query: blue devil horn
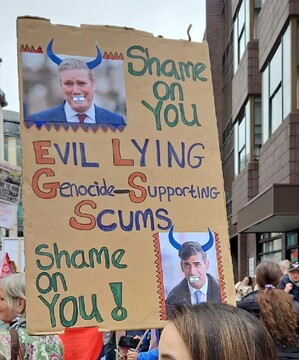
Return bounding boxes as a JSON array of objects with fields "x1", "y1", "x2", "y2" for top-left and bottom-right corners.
[
  {"x1": 47, "y1": 39, "x2": 103, "y2": 69},
  {"x1": 202, "y1": 228, "x2": 214, "y2": 252},
  {"x1": 86, "y1": 45, "x2": 103, "y2": 69},
  {"x1": 47, "y1": 39, "x2": 63, "y2": 65},
  {"x1": 168, "y1": 225, "x2": 182, "y2": 251},
  {"x1": 168, "y1": 226, "x2": 214, "y2": 252}
]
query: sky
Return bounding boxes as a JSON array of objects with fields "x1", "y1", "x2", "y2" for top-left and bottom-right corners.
[{"x1": 0, "y1": 0, "x2": 206, "y2": 112}]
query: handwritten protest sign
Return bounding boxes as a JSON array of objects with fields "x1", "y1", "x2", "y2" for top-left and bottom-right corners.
[
  {"x1": 17, "y1": 17, "x2": 235, "y2": 334},
  {"x1": 0, "y1": 160, "x2": 21, "y2": 229}
]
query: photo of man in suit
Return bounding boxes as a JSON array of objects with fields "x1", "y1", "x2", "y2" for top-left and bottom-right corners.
[
  {"x1": 27, "y1": 58, "x2": 126, "y2": 126},
  {"x1": 165, "y1": 230, "x2": 221, "y2": 318},
  {"x1": 25, "y1": 39, "x2": 126, "y2": 127}
]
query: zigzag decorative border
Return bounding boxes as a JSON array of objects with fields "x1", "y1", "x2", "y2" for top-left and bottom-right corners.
[
  {"x1": 24, "y1": 121, "x2": 126, "y2": 132},
  {"x1": 153, "y1": 232, "x2": 167, "y2": 320},
  {"x1": 103, "y1": 51, "x2": 124, "y2": 60},
  {"x1": 215, "y1": 231, "x2": 227, "y2": 302},
  {"x1": 19, "y1": 44, "x2": 124, "y2": 61},
  {"x1": 20, "y1": 44, "x2": 43, "y2": 53}
]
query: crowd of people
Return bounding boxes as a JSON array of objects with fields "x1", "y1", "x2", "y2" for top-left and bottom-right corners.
[{"x1": 1, "y1": 258, "x2": 299, "y2": 359}]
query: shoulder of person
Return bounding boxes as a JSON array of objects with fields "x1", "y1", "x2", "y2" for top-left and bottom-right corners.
[
  {"x1": 277, "y1": 275, "x2": 290, "y2": 289},
  {"x1": 17, "y1": 329, "x2": 64, "y2": 359},
  {"x1": 95, "y1": 105, "x2": 126, "y2": 123},
  {"x1": 237, "y1": 290, "x2": 259, "y2": 309},
  {"x1": 276, "y1": 341, "x2": 299, "y2": 358},
  {"x1": 0, "y1": 329, "x2": 11, "y2": 359},
  {"x1": 207, "y1": 273, "x2": 220, "y2": 285},
  {"x1": 166, "y1": 279, "x2": 187, "y2": 300},
  {"x1": 27, "y1": 103, "x2": 64, "y2": 121}
]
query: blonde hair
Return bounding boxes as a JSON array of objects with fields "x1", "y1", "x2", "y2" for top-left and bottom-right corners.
[
  {"x1": 0, "y1": 273, "x2": 26, "y2": 317},
  {"x1": 170, "y1": 302, "x2": 277, "y2": 360}
]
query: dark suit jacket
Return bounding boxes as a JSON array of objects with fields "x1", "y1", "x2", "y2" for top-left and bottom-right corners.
[
  {"x1": 26, "y1": 102, "x2": 126, "y2": 126},
  {"x1": 166, "y1": 274, "x2": 221, "y2": 318}
]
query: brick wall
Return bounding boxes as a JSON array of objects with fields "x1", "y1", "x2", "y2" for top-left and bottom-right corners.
[
  {"x1": 259, "y1": 0, "x2": 289, "y2": 69},
  {"x1": 231, "y1": 0, "x2": 240, "y2": 19},
  {"x1": 259, "y1": 113, "x2": 299, "y2": 192},
  {"x1": 206, "y1": 0, "x2": 224, "y2": 133},
  {"x1": 232, "y1": 41, "x2": 260, "y2": 120},
  {"x1": 231, "y1": 161, "x2": 259, "y2": 223},
  {"x1": 237, "y1": 232, "x2": 256, "y2": 280}
]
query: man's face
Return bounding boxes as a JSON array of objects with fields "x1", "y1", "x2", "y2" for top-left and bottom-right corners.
[
  {"x1": 290, "y1": 270, "x2": 299, "y2": 283},
  {"x1": 60, "y1": 69, "x2": 95, "y2": 113},
  {"x1": 180, "y1": 252, "x2": 209, "y2": 290}
]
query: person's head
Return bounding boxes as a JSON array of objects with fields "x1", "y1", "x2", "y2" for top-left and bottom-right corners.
[
  {"x1": 58, "y1": 58, "x2": 96, "y2": 113},
  {"x1": 179, "y1": 241, "x2": 209, "y2": 290},
  {"x1": 159, "y1": 302, "x2": 277, "y2": 360},
  {"x1": 255, "y1": 261, "x2": 282, "y2": 289},
  {"x1": 279, "y1": 259, "x2": 291, "y2": 275},
  {"x1": 288, "y1": 261, "x2": 299, "y2": 283},
  {"x1": 257, "y1": 286, "x2": 297, "y2": 346},
  {"x1": 0, "y1": 273, "x2": 26, "y2": 323},
  {"x1": 241, "y1": 275, "x2": 252, "y2": 286}
]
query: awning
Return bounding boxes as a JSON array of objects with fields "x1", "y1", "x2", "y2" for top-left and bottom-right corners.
[{"x1": 237, "y1": 184, "x2": 299, "y2": 233}]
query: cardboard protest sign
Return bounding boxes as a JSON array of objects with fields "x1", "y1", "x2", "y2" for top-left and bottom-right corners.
[
  {"x1": 17, "y1": 17, "x2": 235, "y2": 334},
  {"x1": 0, "y1": 160, "x2": 22, "y2": 229}
]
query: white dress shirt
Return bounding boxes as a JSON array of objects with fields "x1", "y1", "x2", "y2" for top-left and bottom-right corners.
[
  {"x1": 188, "y1": 279, "x2": 208, "y2": 304},
  {"x1": 64, "y1": 102, "x2": 96, "y2": 123}
]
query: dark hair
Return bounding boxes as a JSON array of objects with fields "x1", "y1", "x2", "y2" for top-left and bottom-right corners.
[
  {"x1": 257, "y1": 288, "x2": 298, "y2": 346},
  {"x1": 169, "y1": 302, "x2": 277, "y2": 360},
  {"x1": 255, "y1": 261, "x2": 282, "y2": 289},
  {"x1": 242, "y1": 275, "x2": 253, "y2": 286},
  {"x1": 178, "y1": 241, "x2": 207, "y2": 262}
]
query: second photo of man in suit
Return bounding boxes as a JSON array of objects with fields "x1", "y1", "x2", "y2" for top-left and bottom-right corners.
[{"x1": 160, "y1": 227, "x2": 221, "y2": 318}]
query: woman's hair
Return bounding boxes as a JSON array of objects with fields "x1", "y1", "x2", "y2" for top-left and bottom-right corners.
[
  {"x1": 242, "y1": 275, "x2": 252, "y2": 286},
  {"x1": 257, "y1": 287, "x2": 298, "y2": 346},
  {"x1": 169, "y1": 302, "x2": 277, "y2": 360},
  {"x1": 0, "y1": 273, "x2": 26, "y2": 316},
  {"x1": 255, "y1": 261, "x2": 282, "y2": 289}
]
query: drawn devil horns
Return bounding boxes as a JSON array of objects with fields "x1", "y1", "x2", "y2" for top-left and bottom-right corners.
[
  {"x1": 168, "y1": 225, "x2": 214, "y2": 252},
  {"x1": 46, "y1": 38, "x2": 103, "y2": 69}
]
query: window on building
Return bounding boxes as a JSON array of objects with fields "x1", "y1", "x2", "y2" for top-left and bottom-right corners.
[
  {"x1": 4, "y1": 120, "x2": 21, "y2": 163},
  {"x1": 234, "y1": 0, "x2": 249, "y2": 72},
  {"x1": 234, "y1": 102, "x2": 250, "y2": 176},
  {"x1": 269, "y1": 43, "x2": 282, "y2": 134},
  {"x1": 222, "y1": 119, "x2": 233, "y2": 146},
  {"x1": 262, "y1": 23, "x2": 292, "y2": 143},
  {"x1": 253, "y1": 0, "x2": 261, "y2": 39},
  {"x1": 258, "y1": 233, "x2": 282, "y2": 262},
  {"x1": 254, "y1": 97, "x2": 262, "y2": 160},
  {"x1": 286, "y1": 232, "x2": 299, "y2": 262},
  {"x1": 238, "y1": 116, "x2": 246, "y2": 171}
]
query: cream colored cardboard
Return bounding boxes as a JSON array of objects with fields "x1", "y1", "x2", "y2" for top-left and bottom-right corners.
[{"x1": 17, "y1": 17, "x2": 235, "y2": 334}]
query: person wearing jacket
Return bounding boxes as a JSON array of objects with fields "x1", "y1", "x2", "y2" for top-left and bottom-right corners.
[
  {"x1": 238, "y1": 261, "x2": 299, "y2": 359},
  {"x1": 126, "y1": 329, "x2": 160, "y2": 360},
  {"x1": 277, "y1": 261, "x2": 299, "y2": 302}
]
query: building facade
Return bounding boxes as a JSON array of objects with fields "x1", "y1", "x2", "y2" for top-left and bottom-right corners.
[
  {"x1": 0, "y1": 89, "x2": 22, "y2": 240},
  {"x1": 206, "y1": 0, "x2": 299, "y2": 280}
]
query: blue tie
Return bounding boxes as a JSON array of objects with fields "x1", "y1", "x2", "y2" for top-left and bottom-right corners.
[{"x1": 195, "y1": 290, "x2": 202, "y2": 304}]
